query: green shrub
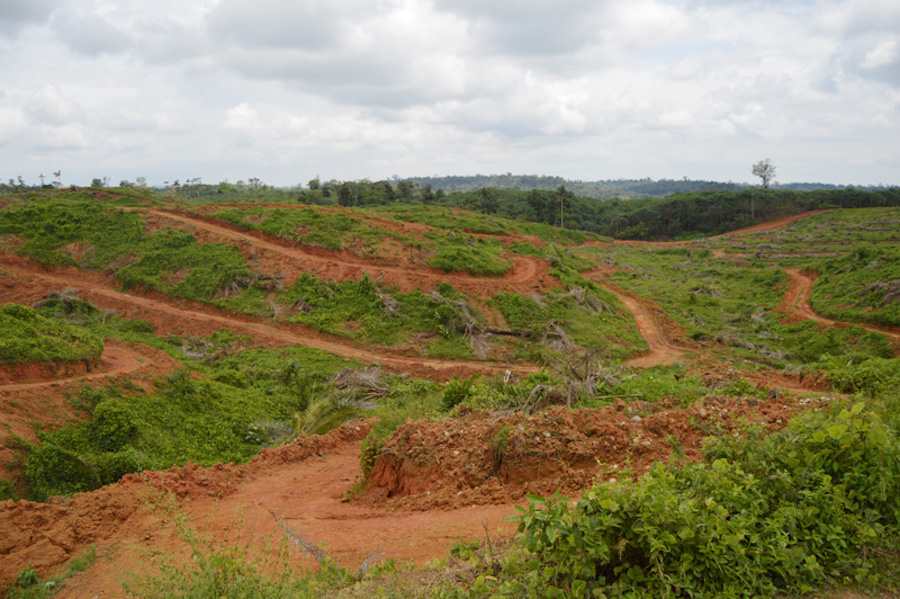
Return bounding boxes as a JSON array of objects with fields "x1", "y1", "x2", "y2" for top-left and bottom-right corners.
[
  {"x1": 25, "y1": 444, "x2": 101, "y2": 501},
  {"x1": 0, "y1": 479, "x2": 17, "y2": 501},
  {"x1": 441, "y1": 375, "x2": 479, "y2": 411},
  {"x1": 827, "y1": 357, "x2": 900, "y2": 396},
  {"x1": 506, "y1": 399, "x2": 899, "y2": 599},
  {"x1": 89, "y1": 401, "x2": 138, "y2": 451}
]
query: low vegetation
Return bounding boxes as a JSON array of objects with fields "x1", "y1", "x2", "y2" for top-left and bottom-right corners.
[
  {"x1": 0, "y1": 303, "x2": 103, "y2": 365},
  {"x1": 2, "y1": 188, "x2": 900, "y2": 598}
]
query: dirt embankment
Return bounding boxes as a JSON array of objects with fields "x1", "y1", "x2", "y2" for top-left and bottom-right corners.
[
  {"x1": 359, "y1": 395, "x2": 818, "y2": 512},
  {"x1": 0, "y1": 421, "x2": 519, "y2": 598}
]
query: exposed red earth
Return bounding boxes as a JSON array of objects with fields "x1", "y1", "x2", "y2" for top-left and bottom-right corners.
[{"x1": 1, "y1": 207, "x2": 896, "y2": 597}]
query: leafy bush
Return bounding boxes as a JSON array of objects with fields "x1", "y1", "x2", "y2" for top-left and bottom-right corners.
[
  {"x1": 25, "y1": 444, "x2": 101, "y2": 501},
  {"x1": 441, "y1": 375, "x2": 480, "y2": 411},
  {"x1": 89, "y1": 400, "x2": 137, "y2": 451},
  {"x1": 0, "y1": 479, "x2": 17, "y2": 501},
  {"x1": 827, "y1": 357, "x2": 900, "y2": 396},
  {"x1": 503, "y1": 399, "x2": 899, "y2": 599},
  {"x1": 426, "y1": 232, "x2": 512, "y2": 276}
]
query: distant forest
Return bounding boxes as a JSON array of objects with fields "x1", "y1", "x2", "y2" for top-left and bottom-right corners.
[{"x1": 404, "y1": 174, "x2": 893, "y2": 199}]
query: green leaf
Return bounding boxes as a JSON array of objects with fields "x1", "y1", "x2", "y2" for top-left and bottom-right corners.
[{"x1": 600, "y1": 498, "x2": 620, "y2": 512}]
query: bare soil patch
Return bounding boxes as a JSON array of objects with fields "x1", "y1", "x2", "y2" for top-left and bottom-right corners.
[{"x1": 360, "y1": 395, "x2": 819, "y2": 512}]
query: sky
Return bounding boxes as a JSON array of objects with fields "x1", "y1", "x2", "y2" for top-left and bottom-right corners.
[{"x1": 0, "y1": 0, "x2": 898, "y2": 188}]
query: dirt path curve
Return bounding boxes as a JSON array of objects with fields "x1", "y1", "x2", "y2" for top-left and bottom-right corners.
[
  {"x1": 0, "y1": 258, "x2": 536, "y2": 380},
  {"x1": 780, "y1": 268, "x2": 900, "y2": 341},
  {"x1": 0, "y1": 340, "x2": 183, "y2": 489},
  {"x1": 0, "y1": 343, "x2": 146, "y2": 391},
  {"x1": 586, "y1": 275, "x2": 685, "y2": 368},
  {"x1": 143, "y1": 208, "x2": 549, "y2": 296},
  {"x1": 0, "y1": 424, "x2": 518, "y2": 599}
]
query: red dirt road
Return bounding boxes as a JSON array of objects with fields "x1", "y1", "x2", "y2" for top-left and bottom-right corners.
[
  {"x1": 595, "y1": 280, "x2": 686, "y2": 368},
  {"x1": 0, "y1": 423, "x2": 519, "y2": 598}
]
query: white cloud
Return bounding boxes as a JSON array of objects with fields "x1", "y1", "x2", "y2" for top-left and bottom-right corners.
[
  {"x1": 862, "y1": 37, "x2": 898, "y2": 69},
  {"x1": 25, "y1": 85, "x2": 82, "y2": 125},
  {"x1": 51, "y1": 8, "x2": 132, "y2": 56}
]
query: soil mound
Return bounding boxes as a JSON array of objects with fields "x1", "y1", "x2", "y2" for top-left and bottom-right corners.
[{"x1": 359, "y1": 395, "x2": 817, "y2": 511}]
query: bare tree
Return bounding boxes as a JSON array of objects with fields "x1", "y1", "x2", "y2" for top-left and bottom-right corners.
[{"x1": 752, "y1": 159, "x2": 776, "y2": 189}]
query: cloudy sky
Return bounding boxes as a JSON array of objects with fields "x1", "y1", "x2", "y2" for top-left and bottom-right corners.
[{"x1": 1, "y1": 0, "x2": 898, "y2": 187}]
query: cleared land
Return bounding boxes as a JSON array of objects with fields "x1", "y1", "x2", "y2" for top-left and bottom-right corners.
[{"x1": 1, "y1": 199, "x2": 898, "y2": 598}]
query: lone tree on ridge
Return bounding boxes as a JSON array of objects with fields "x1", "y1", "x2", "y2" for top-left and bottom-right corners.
[{"x1": 752, "y1": 159, "x2": 776, "y2": 189}]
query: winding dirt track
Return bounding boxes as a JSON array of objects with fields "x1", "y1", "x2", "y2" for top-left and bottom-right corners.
[
  {"x1": 0, "y1": 343, "x2": 147, "y2": 391},
  {"x1": 780, "y1": 268, "x2": 900, "y2": 341},
  {"x1": 603, "y1": 283, "x2": 685, "y2": 368}
]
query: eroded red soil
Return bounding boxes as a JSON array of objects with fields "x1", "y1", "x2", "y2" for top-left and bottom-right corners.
[
  {"x1": 360, "y1": 395, "x2": 817, "y2": 512},
  {"x1": 0, "y1": 422, "x2": 519, "y2": 598},
  {"x1": 0, "y1": 206, "x2": 893, "y2": 598}
]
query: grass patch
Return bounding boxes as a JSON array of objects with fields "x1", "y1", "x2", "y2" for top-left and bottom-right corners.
[
  {"x1": 425, "y1": 231, "x2": 512, "y2": 276},
  {"x1": 5, "y1": 545, "x2": 96, "y2": 599},
  {"x1": 280, "y1": 274, "x2": 481, "y2": 348},
  {"x1": 211, "y1": 206, "x2": 407, "y2": 252}
]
